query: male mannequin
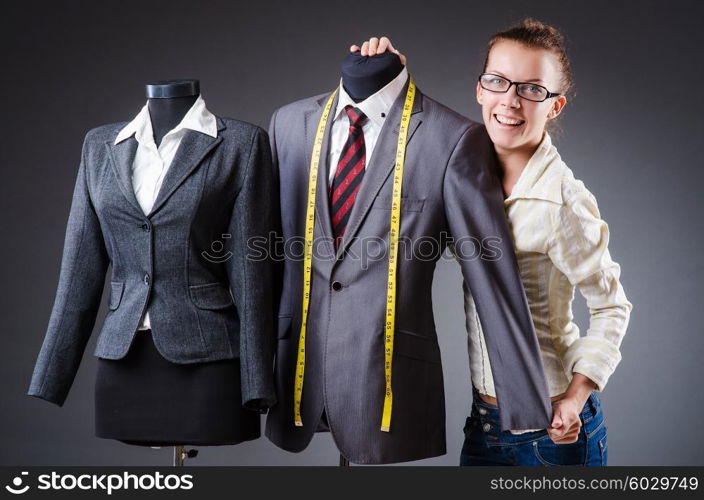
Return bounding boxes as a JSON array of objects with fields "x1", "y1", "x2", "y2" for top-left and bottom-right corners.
[
  {"x1": 266, "y1": 52, "x2": 553, "y2": 464},
  {"x1": 316, "y1": 52, "x2": 405, "y2": 434}
]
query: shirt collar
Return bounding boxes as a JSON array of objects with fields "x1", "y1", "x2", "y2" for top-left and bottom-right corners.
[
  {"x1": 334, "y1": 66, "x2": 409, "y2": 128},
  {"x1": 504, "y1": 132, "x2": 564, "y2": 205},
  {"x1": 114, "y1": 94, "x2": 217, "y2": 145}
]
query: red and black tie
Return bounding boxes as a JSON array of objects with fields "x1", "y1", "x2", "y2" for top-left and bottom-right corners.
[{"x1": 331, "y1": 105, "x2": 367, "y2": 249}]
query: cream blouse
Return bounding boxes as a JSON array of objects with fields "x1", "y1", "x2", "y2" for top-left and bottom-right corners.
[{"x1": 463, "y1": 132, "x2": 633, "y2": 433}]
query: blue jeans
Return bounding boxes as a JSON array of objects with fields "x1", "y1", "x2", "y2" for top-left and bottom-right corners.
[{"x1": 460, "y1": 386, "x2": 607, "y2": 466}]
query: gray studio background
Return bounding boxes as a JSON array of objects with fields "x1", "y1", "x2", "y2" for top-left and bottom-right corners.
[{"x1": 2, "y1": 0, "x2": 702, "y2": 466}]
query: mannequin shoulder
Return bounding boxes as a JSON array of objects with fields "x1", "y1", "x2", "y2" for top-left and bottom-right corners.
[
  {"x1": 419, "y1": 94, "x2": 477, "y2": 131},
  {"x1": 216, "y1": 117, "x2": 267, "y2": 142},
  {"x1": 83, "y1": 122, "x2": 129, "y2": 145},
  {"x1": 270, "y1": 92, "x2": 338, "y2": 125},
  {"x1": 414, "y1": 93, "x2": 485, "y2": 148}
]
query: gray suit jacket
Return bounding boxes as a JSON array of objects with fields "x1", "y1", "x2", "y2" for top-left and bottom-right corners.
[
  {"x1": 266, "y1": 79, "x2": 553, "y2": 464},
  {"x1": 28, "y1": 117, "x2": 278, "y2": 411}
]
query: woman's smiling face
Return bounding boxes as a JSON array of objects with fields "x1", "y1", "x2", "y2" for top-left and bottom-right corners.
[{"x1": 477, "y1": 39, "x2": 567, "y2": 159}]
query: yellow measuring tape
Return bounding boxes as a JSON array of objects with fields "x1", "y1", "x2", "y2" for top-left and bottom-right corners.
[
  {"x1": 293, "y1": 87, "x2": 338, "y2": 427},
  {"x1": 294, "y1": 78, "x2": 417, "y2": 432}
]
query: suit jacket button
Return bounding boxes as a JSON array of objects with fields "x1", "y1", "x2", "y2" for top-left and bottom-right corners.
[
  {"x1": 144, "y1": 273, "x2": 150, "y2": 285},
  {"x1": 331, "y1": 281, "x2": 343, "y2": 291}
]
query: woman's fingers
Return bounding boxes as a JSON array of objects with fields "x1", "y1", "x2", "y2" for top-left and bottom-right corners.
[
  {"x1": 386, "y1": 40, "x2": 407, "y2": 65},
  {"x1": 353, "y1": 36, "x2": 407, "y2": 65},
  {"x1": 547, "y1": 417, "x2": 581, "y2": 444},
  {"x1": 361, "y1": 41, "x2": 370, "y2": 57},
  {"x1": 547, "y1": 430, "x2": 579, "y2": 444},
  {"x1": 553, "y1": 434, "x2": 579, "y2": 444},
  {"x1": 378, "y1": 36, "x2": 391, "y2": 53},
  {"x1": 373, "y1": 36, "x2": 407, "y2": 65},
  {"x1": 368, "y1": 37, "x2": 380, "y2": 55}
]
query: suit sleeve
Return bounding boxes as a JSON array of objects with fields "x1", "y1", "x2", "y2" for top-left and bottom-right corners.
[
  {"x1": 443, "y1": 123, "x2": 552, "y2": 431},
  {"x1": 227, "y1": 127, "x2": 279, "y2": 411},
  {"x1": 27, "y1": 134, "x2": 110, "y2": 406}
]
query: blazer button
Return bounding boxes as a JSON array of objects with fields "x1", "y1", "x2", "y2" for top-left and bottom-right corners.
[
  {"x1": 141, "y1": 222, "x2": 150, "y2": 232},
  {"x1": 144, "y1": 273, "x2": 150, "y2": 285},
  {"x1": 331, "y1": 281, "x2": 343, "y2": 291}
]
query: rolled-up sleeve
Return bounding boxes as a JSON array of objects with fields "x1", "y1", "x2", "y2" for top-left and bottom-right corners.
[{"x1": 547, "y1": 180, "x2": 633, "y2": 392}]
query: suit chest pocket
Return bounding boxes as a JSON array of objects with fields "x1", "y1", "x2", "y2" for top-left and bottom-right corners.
[{"x1": 371, "y1": 196, "x2": 425, "y2": 212}]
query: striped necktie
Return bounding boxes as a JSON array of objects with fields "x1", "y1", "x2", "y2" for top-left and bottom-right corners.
[{"x1": 330, "y1": 105, "x2": 367, "y2": 249}]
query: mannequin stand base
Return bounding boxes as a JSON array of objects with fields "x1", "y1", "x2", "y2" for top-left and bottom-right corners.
[{"x1": 173, "y1": 446, "x2": 199, "y2": 466}]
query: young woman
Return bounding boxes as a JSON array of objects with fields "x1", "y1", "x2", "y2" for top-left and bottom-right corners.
[{"x1": 352, "y1": 20, "x2": 632, "y2": 466}]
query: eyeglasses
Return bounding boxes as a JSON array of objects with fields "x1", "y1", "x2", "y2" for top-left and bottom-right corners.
[{"x1": 478, "y1": 73, "x2": 561, "y2": 102}]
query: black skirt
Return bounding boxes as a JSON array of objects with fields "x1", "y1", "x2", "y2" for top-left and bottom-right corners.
[{"x1": 94, "y1": 329, "x2": 260, "y2": 446}]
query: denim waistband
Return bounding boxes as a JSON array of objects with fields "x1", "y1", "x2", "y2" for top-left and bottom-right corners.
[{"x1": 471, "y1": 385, "x2": 601, "y2": 423}]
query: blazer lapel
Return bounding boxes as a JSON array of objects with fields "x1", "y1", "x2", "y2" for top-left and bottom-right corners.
[
  {"x1": 105, "y1": 117, "x2": 226, "y2": 219},
  {"x1": 147, "y1": 118, "x2": 225, "y2": 217},
  {"x1": 304, "y1": 91, "x2": 339, "y2": 257},
  {"x1": 335, "y1": 81, "x2": 424, "y2": 260},
  {"x1": 105, "y1": 136, "x2": 143, "y2": 217}
]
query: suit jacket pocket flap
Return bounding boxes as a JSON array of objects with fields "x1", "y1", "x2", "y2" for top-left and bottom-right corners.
[
  {"x1": 189, "y1": 283, "x2": 234, "y2": 310},
  {"x1": 109, "y1": 281, "x2": 124, "y2": 310},
  {"x1": 394, "y1": 328, "x2": 441, "y2": 364}
]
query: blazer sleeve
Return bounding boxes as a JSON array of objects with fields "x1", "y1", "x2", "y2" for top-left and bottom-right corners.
[
  {"x1": 226, "y1": 126, "x2": 279, "y2": 411},
  {"x1": 442, "y1": 123, "x2": 552, "y2": 431},
  {"x1": 27, "y1": 134, "x2": 110, "y2": 406},
  {"x1": 268, "y1": 108, "x2": 285, "y2": 320}
]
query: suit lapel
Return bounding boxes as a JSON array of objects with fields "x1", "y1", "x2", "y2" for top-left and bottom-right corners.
[
  {"x1": 105, "y1": 117, "x2": 226, "y2": 219},
  {"x1": 304, "y1": 91, "x2": 339, "y2": 256},
  {"x1": 105, "y1": 136, "x2": 143, "y2": 216},
  {"x1": 335, "y1": 81, "x2": 424, "y2": 260}
]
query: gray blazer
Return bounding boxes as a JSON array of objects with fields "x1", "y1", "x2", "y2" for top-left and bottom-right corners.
[
  {"x1": 266, "y1": 79, "x2": 553, "y2": 464},
  {"x1": 28, "y1": 117, "x2": 278, "y2": 411}
]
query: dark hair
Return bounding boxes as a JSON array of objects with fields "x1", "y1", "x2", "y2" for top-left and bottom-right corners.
[{"x1": 482, "y1": 18, "x2": 574, "y2": 101}]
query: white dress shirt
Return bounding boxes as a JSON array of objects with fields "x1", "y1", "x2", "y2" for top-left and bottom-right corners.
[
  {"x1": 328, "y1": 66, "x2": 408, "y2": 186},
  {"x1": 463, "y1": 132, "x2": 633, "y2": 433},
  {"x1": 114, "y1": 94, "x2": 217, "y2": 330}
]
